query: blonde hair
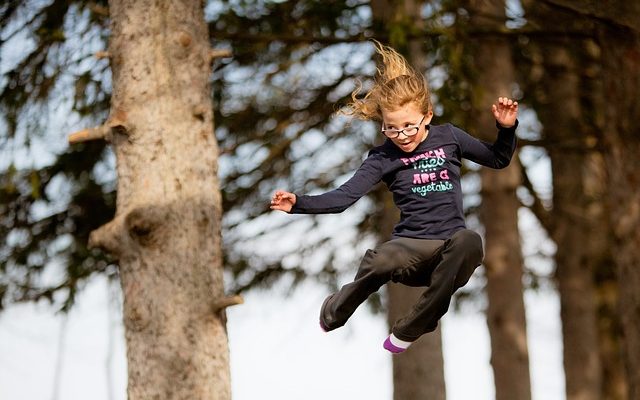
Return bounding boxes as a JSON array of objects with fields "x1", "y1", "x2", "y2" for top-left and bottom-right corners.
[{"x1": 340, "y1": 40, "x2": 432, "y2": 121}]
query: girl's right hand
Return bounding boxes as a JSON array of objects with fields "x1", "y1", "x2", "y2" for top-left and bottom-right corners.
[
  {"x1": 270, "y1": 190, "x2": 296, "y2": 213},
  {"x1": 492, "y1": 97, "x2": 518, "y2": 128}
]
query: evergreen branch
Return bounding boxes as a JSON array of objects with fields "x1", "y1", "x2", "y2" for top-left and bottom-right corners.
[
  {"x1": 518, "y1": 137, "x2": 598, "y2": 151},
  {"x1": 210, "y1": 25, "x2": 594, "y2": 46},
  {"x1": 538, "y1": 0, "x2": 639, "y2": 31},
  {"x1": 519, "y1": 153, "x2": 555, "y2": 235}
]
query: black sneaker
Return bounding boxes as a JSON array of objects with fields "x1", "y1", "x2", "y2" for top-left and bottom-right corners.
[{"x1": 319, "y1": 293, "x2": 342, "y2": 332}]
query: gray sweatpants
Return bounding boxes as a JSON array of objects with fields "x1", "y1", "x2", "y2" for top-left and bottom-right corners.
[{"x1": 320, "y1": 229, "x2": 484, "y2": 342}]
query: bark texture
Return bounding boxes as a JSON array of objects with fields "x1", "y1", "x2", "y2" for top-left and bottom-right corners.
[
  {"x1": 92, "y1": 1, "x2": 230, "y2": 398},
  {"x1": 536, "y1": 13, "x2": 640, "y2": 399},
  {"x1": 378, "y1": 192, "x2": 446, "y2": 400},
  {"x1": 545, "y1": 1, "x2": 640, "y2": 394},
  {"x1": 599, "y1": 29, "x2": 640, "y2": 400},
  {"x1": 387, "y1": 283, "x2": 446, "y2": 400},
  {"x1": 370, "y1": 0, "x2": 447, "y2": 398},
  {"x1": 538, "y1": 42, "x2": 603, "y2": 400},
  {"x1": 522, "y1": 2, "x2": 629, "y2": 398},
  {"x1": 480, "y1": 165, "x2": 530, "y2": 400},
  {"x1": 466, "y1": 1, "x2": 531, "y2": 399}
]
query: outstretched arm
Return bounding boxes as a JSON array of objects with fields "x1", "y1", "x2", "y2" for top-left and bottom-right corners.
[
  {"x1": 269, "y1": 151, "x2": 384, "y2": 215},
  {"x1": 492, "y1": 97, "x2": 518, "y2": 128}
]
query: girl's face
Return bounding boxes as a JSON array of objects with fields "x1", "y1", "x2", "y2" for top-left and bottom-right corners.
[{"x1": 381, "y1": 102, "x2": 433, "y2": 153}]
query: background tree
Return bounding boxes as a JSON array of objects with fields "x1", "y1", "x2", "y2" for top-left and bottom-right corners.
[
  {"x1": 462, "y1": 1, "x2": 531, "y2": 398},
  {"x1": 522, "y1": 1, "x2": 640, "y2": 397},
  {"x1": 2, "y1": 0, "x2": 234, "y2": 398},
  {"x1": 370, "y1": 1, "x2": 446, "y2": 398},
  {"x1": 518, "y1": 2, "x2": 611, "y2": 398},
  {"x1": 89, "y1": 0, "x2": 233, "y2": 398}
]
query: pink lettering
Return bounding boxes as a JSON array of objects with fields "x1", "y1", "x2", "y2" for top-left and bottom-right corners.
[
  {"x1": 402, "y1": 147, "x2": 447, "y2": 165},
  {"x1": 414, "y1": 172, "x2": 438, "y2": 183}
]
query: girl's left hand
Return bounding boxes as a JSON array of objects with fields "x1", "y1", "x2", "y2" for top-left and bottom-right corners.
[
  {"x1": 492, "y1": 97, "x2": 519, "y2": 128},
  {"x1": 270, "y1": 190, "x2": 296, "y2": 213}
]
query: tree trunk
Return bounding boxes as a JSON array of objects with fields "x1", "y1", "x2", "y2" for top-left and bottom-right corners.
[
  {"x1": 537, "y1": 41, "x2": 603, "y2": 400},
  {"x1": 90, "y1": 1, "x2": 231, "y2": 398},
  {"x1": 591, "y1": 160, "x2": 628, "y2": 400},
  {"x1": 480, "y1": 165, "x2": 531, "y2": 400},
  {"x1": 520, "y1": 3, "x2": 628, "y2": 398},
  {"x1": 535, "y1": 2, "x2": 640, "y2": 394},
  {"x1": 598, "y1": 28, "x2": 640, "y2": 400},
  {"x1": 381, "y1": 194, "x2": 446, "y2": 400},
  {"x1": 466, "y1": 2, "x2": 532, "y2": 399},
  {"x1": 387, "y1": 283, "x2": 446, "y2": 399},
  {"x1": 370, "y1": 1, "x2": 447, "y2": 398}
]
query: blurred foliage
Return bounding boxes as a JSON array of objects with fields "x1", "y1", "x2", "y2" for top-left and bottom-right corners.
[
  {"x1": 1, "y1": 0, "x2": 115, "y2": 311},
  {"x1": 1, "y1": 0, "x2": 563, "y2": 313}
]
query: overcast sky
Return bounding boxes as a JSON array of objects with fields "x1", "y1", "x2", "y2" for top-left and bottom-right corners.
[{"x1": 0, "y1": 265, "x2": 564, "y2": 400}]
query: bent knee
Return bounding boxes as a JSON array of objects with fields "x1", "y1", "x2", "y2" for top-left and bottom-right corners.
[
  {"x1": 357, "y1": 249, "x2": 397, "y2": 278},
  {"x1": 450, "y1": 229, "x2": 484, "y2": 263}
]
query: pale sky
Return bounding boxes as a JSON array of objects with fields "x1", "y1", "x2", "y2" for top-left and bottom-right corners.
[{"x1": 0, "y1": 266, "x2": 564, "y2": 400}]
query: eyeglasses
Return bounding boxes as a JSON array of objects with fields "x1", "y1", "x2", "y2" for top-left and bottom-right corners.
[{"x1": 381, "y1": 115, "x2": 426, "y2": 139}]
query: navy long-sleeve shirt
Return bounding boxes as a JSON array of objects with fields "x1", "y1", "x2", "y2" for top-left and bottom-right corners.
[{"x1": 290, "y1": 122, "x2": 518, "y2": 240}]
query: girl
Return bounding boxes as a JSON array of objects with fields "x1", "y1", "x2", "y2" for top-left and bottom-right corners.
[{"x1": 270, "y1": 41, "x2": 518, "y2": 354}]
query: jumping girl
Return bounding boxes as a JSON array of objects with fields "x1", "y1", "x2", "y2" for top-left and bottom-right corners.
[{"x1": 270, "y1": 41, "x2": 518, "y2": 354}]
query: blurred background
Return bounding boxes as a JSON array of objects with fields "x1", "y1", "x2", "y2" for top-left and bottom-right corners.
[{"x1": 2, "y1": 1, "x2": 639, "y2": 399}]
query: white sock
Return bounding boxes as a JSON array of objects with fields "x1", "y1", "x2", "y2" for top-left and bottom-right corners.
[{"x1": 389, "y1": 333, "x2": 413, "y2": 349}]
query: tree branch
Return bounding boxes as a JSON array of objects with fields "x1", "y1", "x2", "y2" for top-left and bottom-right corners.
[
  {"x1": 210, "y1": 25, "x2": 593, "y2": 46},
  {"x1": 539, "y1": 0, "x2": 639, "y2": 32},
  {"x1": 519, "y1": 153, "x2": 555, "y2": 235},
  {"x1": 88, "y1": 2, "x2": 109, "y2": 17},
  {"x1": 209, "y1": 49, "x2": 233, "y2": 63},
  {"x1": 212, "y1": 295, "x2": 244, "y2": 312},
  {"x1": 518, "y1": 137, "x2": 598, "y2": 152},
  {"x1": 95, "y1": 51, "x2": 110, "y2": 60},
  {"x1": 89, "y1": 217, "x2": 126, "y2": 256},
  {"x1": 68, "y1": 111, "x2": 130, "y2": 144},
  {"x1": 68, "y1": 125, "x2": 110, "y2": 144}
]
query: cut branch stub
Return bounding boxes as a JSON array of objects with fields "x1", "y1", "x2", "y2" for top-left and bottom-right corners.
[
  {"x1": 125, "y1": 205, "x2": 169, "y2": 247},
  {"x1": 212, "y1": 295, "x2": 244, "y2": 312},
  {"x1": 88, "y1": 205, "x2": 169, "y2": 257},
  {"x1": 108, "y1": 116, "x2": 129, "y2": 137},
  {"x1": 178, "y1": 31, "x2": 192, "y2": 47},
  {"x1": 68, "y1": 125, "x2": 111, "y2": 144},
  {"x1": 89, "y1": 3, "x2": 109, "y2": 17},
  {"x1": 68, "y1": 112, "x2": 131, "y2": 144},
  {"x1": 209, "y1": 48, "x2": 232, "y2": 64},
  {"x1": 89, "y1": 217, "x2": 125, "y2": 255},
  {"x1": 95, "y1": 51, "x2": 110, "y2": 60}
]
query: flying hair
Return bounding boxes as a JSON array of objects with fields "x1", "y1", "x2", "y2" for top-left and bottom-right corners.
[{"x1": 339, "y1": 40, "x2": 432, "y2": 121}]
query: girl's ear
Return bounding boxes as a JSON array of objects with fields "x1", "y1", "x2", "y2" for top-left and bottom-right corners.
[{"x1": 424, "y1": 110, "x2": 434, "y2": 125}]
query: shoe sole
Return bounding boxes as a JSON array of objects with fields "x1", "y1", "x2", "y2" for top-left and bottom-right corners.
[{"x1": 319, "y1": 293, "x2": 339, "y2": 332}]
